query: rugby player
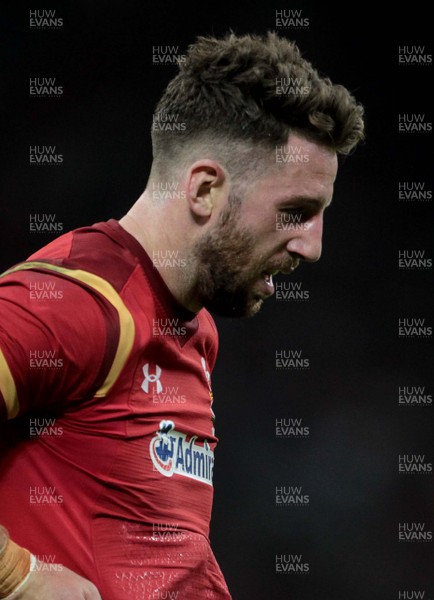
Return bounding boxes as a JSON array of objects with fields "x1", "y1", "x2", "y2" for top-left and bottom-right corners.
[{"x1": 0, "y1": 32, "x2": 364, "y2": 599}]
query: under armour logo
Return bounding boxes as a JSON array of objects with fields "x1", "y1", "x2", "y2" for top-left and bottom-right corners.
[{"x1": 142, "y1": 363, "x2": 163, "y2": 394}]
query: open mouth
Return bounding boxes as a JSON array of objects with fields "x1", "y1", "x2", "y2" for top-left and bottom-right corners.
[
  {"x1": 262, "y1": 271, "x2": 277, "y2": 287},
  {"x1": 257, "y1": 271, "x2": 279, "y2": 296}
]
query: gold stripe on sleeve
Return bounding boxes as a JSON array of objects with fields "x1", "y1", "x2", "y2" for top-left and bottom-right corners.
[
  {"x1": 0, "y1": 348, "x2": 19, "y2": 419},
  {"x1": 1, "y1": 262, "x2": 135, "y2": 398}
]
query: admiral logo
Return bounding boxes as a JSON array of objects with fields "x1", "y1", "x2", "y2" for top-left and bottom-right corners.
[
  {"x1": 276, "y1": 486, "x2": 309, "y2": 507},
  {"x1": 398, "y1": 182, "x2": 432, "y2": 201},
  {"x1": 398, "y1": 522, "x2": 433, "y2": 542},
  {"x1": 275, "y1": 281, "x2": 309, "y2": 302},
  {"x1": 275, "y1": 145, "x2": 309, "y2": 164},
  {"x1": 275, "y1": 9, "x2": 309, "y2": 29},
  {"x1": 33, "y1": 555, "x2": 63, "y2": 572},
  {"x1": 275, "y1": 350, "x2": 309, "y2": 369},
  {"x1": 398, "y1": 318, "x2": 432, "y2": 338},
  {"x1": 152, "y1": 250, "x2": 187, "y2": 268},
  {"x1": 150, "y1": 420, "x2": 214, "y2": 486},
  {"x1": 276, "y1": 418, "x2": 309, "y2": 438},
  {"x1": 152, "y1": 386, "x2": 187, "y2": 404},
  {"x1": 398, "y1": 250, "x2": 432, "y2": 269},
  {"x1": 152, "y1": 318, "x2": 187, "y2": 337},
  {"x1": 398, "y1": 386, "x2": 432, "y2": 406},
  {"x1": 398, "y1": 592, "x2": 427, "y2": 599},
  {"x1": 398, "y1": 46, "x2": 432, "y2": 64},
  {"x1": 29, "y1": 418, "x2": 63, "y2": 438},
  {"x1": 398, "y1": 114, "x2": 432, "y2": 133},
  {"x1": 29, "y1": 213, "x2": 63, "y2": 233},
  {"x1": 275, "y1": 554, "x2": 309, "y2": 574},
  {"x1": 30, "y1": 145, "x2": 63, "y2": 165},
  {"x1": 29, "y1": 486, "x2": 63, "y2": 504},
  {"x1": 29, "y1": 350, "x2": 63, "y2": 369},
  {"x1": 152, "y1": 181, "x2": 186, "y2": 201},
  {"x1": 399, "y1": 454, "x2": 432, "y2": 474},
  {"x1": 275, "y1": 77, "x2": 310, "y2": 96},
  {"x1": 29, "y1": 78, "x2": 63, "y2": 97},
  {"x1": 29, "y1": 280, "x2": 63, "y2": 301},
  {"x1": 152, "y1": 45, "x2": 186, "y2": 65},
  {"x1": 29, "y1": 9, "x2": 63, "y2": 29}
]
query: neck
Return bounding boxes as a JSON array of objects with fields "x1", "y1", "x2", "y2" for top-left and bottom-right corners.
[{"x1": 119, "y1": 193, "x2": 202, "y2": 312}]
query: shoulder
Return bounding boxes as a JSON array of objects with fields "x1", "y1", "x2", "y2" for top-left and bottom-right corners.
[{"x1": 25, "y1": 219, "x2": 141, "y2": 293}]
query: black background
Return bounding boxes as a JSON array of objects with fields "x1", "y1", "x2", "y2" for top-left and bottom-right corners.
[{"x1": 1, "y1": 3, "x2": 433, "y2": 599}]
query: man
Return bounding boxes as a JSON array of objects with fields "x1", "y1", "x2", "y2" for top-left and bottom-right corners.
[{"x1": 0, "y1": 32, "x2": 364, "y2": 599}]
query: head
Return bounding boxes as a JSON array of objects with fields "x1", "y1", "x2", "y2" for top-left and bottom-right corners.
[{"x1": 149, "y1": 32, "x2": 365, "y2": 317}]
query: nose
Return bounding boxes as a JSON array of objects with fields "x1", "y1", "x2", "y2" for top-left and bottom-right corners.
[{"x1": 285, "y1": 212, "x2": 324, "y2": 263}]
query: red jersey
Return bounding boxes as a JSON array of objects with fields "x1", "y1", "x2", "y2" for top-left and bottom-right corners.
[{"x1": 0, "y1": 220, "x2": 231, "y2": 599}]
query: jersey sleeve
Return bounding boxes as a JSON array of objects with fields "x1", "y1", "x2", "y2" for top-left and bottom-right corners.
[{"x1": 0, "y1": 267, "x2": 124, "y2": 422}]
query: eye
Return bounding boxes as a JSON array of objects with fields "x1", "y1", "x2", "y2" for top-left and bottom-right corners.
[{"x1": 281, "y1": 207, "x2": 300, "y2": 213}]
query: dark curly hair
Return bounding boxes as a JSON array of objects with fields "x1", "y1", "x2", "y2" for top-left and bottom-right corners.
[{"x1": 150, "y1": 31, "x2": 365, "y2": 182}]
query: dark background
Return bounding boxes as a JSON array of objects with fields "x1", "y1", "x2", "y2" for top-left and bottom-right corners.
[{"x1": 1, "y1": 3, "x2": 433, "y2": 599}]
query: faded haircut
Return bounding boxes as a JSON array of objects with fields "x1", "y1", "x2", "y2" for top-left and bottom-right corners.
[{"x1": 150, "y1": 31, "x2": 365, "y2": 186}]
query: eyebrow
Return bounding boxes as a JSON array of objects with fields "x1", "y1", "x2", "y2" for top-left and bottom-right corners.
[{"x1": 277, "y1": 195, "x2": 333, "y2": 210}]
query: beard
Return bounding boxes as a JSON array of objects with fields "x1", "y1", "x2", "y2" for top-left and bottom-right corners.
[{"x1": 192, "y1": 196, "x2": 295, "y2": 318}]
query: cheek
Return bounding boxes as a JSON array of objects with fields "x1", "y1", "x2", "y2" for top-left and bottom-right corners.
[
  {"x1": 242, "y1": 216, "x2": 280, "y2": 247},
  {"x1": 257, "y1": 210, "x2": 278, "y2": 232}
]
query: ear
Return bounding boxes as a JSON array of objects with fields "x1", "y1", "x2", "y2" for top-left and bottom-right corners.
[{"x1": 186, "y1": 160, "x2": 227, "y2": 218}]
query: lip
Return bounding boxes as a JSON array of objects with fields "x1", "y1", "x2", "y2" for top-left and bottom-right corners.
[
  {"x1": 280, "y1": 264, "x2": 299, "y2": 275},
  {"x1": 265, "y1": 261, "x2": 300, "y2": 277},
  {"x1": 256, "y1": 262, "x2": 300, "y2": 300},
  {"x1": 257, "y1": 273, "x2": 275, "y2": 297}
]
